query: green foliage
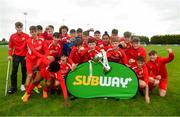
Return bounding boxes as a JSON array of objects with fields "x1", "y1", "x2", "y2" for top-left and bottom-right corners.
[
  {"x1": 0, "y1": 41, "x2": 8, "y2": 45},
  {"x1": 133, "y1": 35, "x2": 150, "y2": 44},
  {"x1": 151, "y1": 35, "x2": 180, "y2": 44}
]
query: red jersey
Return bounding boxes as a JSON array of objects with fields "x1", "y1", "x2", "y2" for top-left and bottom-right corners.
[
  {"x1": 146, "y1": 53, "x2": 174, "y2": 79},
  {"x1": 59, "y1": 61, "x2": 71, "y2": 77},
  {"x1": 60, "y1": 34, "x2": 70, "y2": 41},
  {"x1": 27, "y1": 36, "x2": 49, "y2": 60},
  {"x1": 8, "y1": 32, "x2": 29, "y2": 56},
  {"x1": 119, "y1": 37, "x2": 132, "y2": 53},
  {"x1": 96, "y1": 39, "x2": 103, "y2": 48},
  {"x1": 103, "y1": 45, "x2": 111, "y2": 51},
  {"x1": 131, "y1": 64, "x2": 149, "y2": 84},
  {"x1": 48, "y1": 40, "x2": 62, "y2": 57},
  {"x1": 40, "y1": 67, "x2": 68, "y2": 99},
  {"x1": 127, "y1": 46, "x2": 147, "y2": 63},
  {"x1": 107, "y1": 48, "x2": 128, "y2": 65},
  {"x1": 68, "y1": 46, "x2": 83, "y2": 64},
  {"x1": 81, "y1": 46, "x2": 101, "y2": 62},
  {"x1": 42, "y1": 31, "x2": 53, "y2": 41}
]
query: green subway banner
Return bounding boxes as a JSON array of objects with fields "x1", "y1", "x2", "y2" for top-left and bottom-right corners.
[{"x1": 66, "y1": 62, "x2": 138, "y2": 99}]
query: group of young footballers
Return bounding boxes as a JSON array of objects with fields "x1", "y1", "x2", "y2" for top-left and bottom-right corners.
[{"x1": 7, "y1": 21, "x2": 174, "y2": 106}]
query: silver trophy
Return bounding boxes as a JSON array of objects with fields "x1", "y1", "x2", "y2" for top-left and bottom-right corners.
[{"x1": 93, "y1": 49, "x2": 111, "y2": 73}]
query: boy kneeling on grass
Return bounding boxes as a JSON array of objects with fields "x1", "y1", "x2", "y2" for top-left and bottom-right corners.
[
  {"x1": 147, "y1": 48, "x2": 174, "y2": 97},
  {"x1": 131, "y1": 56, "x2": 150, "y2": 104},
  {"x1": 22, "y1": 57, "x2": 70, "y2": 107}
]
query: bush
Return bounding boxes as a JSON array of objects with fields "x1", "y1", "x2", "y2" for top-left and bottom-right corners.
[
  {"x1": 151, "y1": 35, "x2": 180, "y2": 44},
  {"x1": 0, "y1": 41, "x2": 8, "y2": 45}
]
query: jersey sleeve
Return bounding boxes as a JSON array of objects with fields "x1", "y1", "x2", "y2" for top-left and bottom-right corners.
[
  {"x1": 57, "y1": 73, "x2": 68, "y2": 99},
  {"x1": 120, "y1": 49, "x2": 128, "y2": 65},
  {"x1": 161, "y1": 53, "x2": 174, "y2": 64},
  {"x1": 27, "y1": 38, "x2": 46, "y2": 58}
]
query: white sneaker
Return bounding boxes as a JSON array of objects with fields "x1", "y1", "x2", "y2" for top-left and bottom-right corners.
[{"x1": 20, "y1": 85, "x2": 26, "y2": 91}]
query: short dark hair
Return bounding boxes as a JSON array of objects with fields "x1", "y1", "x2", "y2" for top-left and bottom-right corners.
[
  {"x1": 94, "y1": 30, "x2": 101, "y2": 35},
  {"x1": 149, "y1": 50, "x2": 157, "y2": 56},
  {"x1": 124, "y1": 31, "x2": 132, "y2": 38},
  {"x1": 59, "y1": 25, "x2": 69, "y2": 34},
  {"x1": 88, "y1": 38, "x2": 96, "y2": 43},
  {"x1": 29, "y1": 26, "x2": 37, "y2": 31},
  {"x1": 112, "y1": 29, "x2": 118, "y2": 35},
  {"x1": 15, "y1": 22, "x2": 23, "y2": 28},
  {"x1": 132, "y1": 37, "x2": 140, "y2": 43},
  {"x1": 61, "y1": 53, "x2": 68, "y2": 57},
  {"x1": 70, "y1": 29, "x2": 76, "y2": 34},
  {"x1": 137, "y1": 56, "x2": 144, "y2": 62},
  {"x1": 75, "y1": 39, "x2": 83, "y2": 46},
  {"x1": 77, "y1": 28, "x2": 83, "y2": 33},
  {"x1": 48, "y1": 25, "x2": 54, "y2": 29},
  {"x1": 53, "y1": 32, "x2": 60, "y2": 38},
  {"x1": 49, "y1": 61, "x2": 60, "y2": 73},
  {"x1": 37, "y1": 25, "x2": 43, "y2": 30}
]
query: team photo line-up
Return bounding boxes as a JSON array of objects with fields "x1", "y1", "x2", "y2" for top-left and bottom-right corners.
[{"x1": 7, "y1": 21, "x2": 174, "y2": 106}]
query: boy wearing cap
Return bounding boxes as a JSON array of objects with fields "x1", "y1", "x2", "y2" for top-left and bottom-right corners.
[{"x1": 147, "y1": 48, "x2": 174, "y2": 96}]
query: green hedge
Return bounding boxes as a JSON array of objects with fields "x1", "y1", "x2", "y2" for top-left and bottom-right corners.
[
  {"x1": 0, "y1": 42, "x2": 8, "y2": 45},
  {"x1": 151, "y1": 35, "x2": 180, "y2": 44}
]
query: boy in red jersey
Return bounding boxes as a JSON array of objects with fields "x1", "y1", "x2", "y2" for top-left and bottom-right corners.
[
  {"x1": 131, "y1": 56, "x2": 150, "y2": 104},
  {"x1": 26, "y1": 26, "x2": 52, "y2": 90},
  {"x1": 106, "y1": 37, "x2": 128, "y2": 65},
  {"x1": 127, "y1": 37, "x2": 146, "y2": 66},
  {"x1": 42, "y1": 25, "x2": 54, "y2": 44},
  {"x1": 37, "y1": 25, "x2": 43, "y2": 36},
  {"x1": 48, "y1": 32, "x2": 62, "y2": 61},
  {"x1": 68, "y1": 39, "x2": 85, "y2": 64},
  {"x1": 82, "y1": 31, "x2": 90, "y2": 48},
  {"x1": 81, "y1": 38, "x2": 101, "y2": 62},
  {"x1": 119, "y1": 31, "x2": 132, "y2": 53},
  {"x1": 8, "y1": 22, "x2": 29, "y2": 94},
  {"x1": 59, "y1": 25, "x2": 70, "y2": 41},
  {"x1": 59, "y1": 54, "x2": 72, "y2": 78},
  {"x1": 22, "y1": 59, "x2": 70, "y2": 106},
  {"x1": 94, "y1": 30, "x2": 103, "y2": 48},
  {"x1": 110, "y1": 29, "x2": 119, "y2": 40},
  {"x1": 147, "y1": 48, "x2": 174, "y2": 96}
]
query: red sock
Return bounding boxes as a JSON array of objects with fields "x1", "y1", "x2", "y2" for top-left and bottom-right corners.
[
  {"x1": 43, "y1": 86, "x2": 49, "y2": 92},
  {"x1": 27, "y1": 83, "x2": 35, "y2": 94},
  {"x1": 26, "y1": 85, "x2": 30, "y2": 92}
]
